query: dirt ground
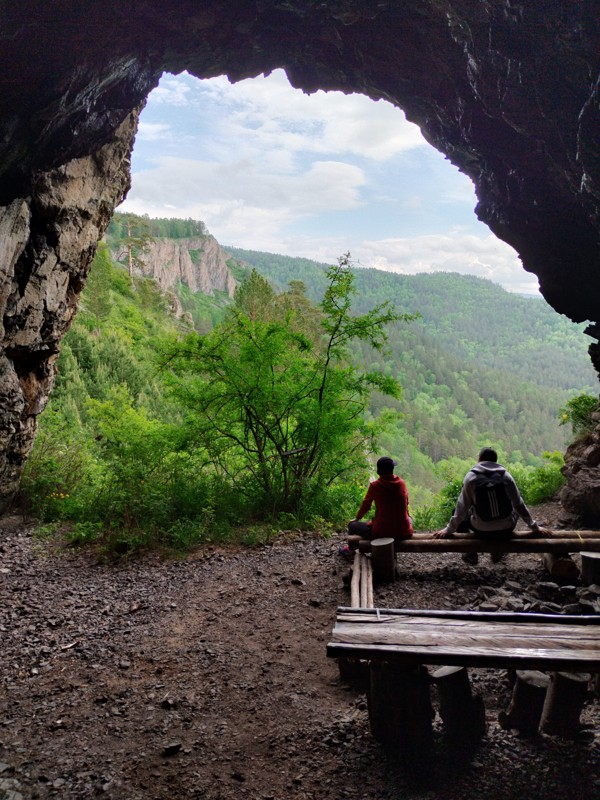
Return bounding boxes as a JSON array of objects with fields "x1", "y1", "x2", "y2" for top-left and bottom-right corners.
[{"x1": 0, "y1": 502, "x2": 599, "y2": 800}]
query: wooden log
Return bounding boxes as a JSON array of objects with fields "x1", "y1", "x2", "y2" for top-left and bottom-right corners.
[
  {"x1": 337, "y1": 657, "x2": 369, "y2": 691},
  {"x1": 432, "y1": 665, "x2": 486, "y2": 745},
  {"x1": 366, "y1": 557, "x2": 374, "y2": 609},
  {"x1": 415, "y1": 531, "x2": 600, "y2": 539},
  {"x1": 394, "y1": 537, "x2": 600, "y2": 553},
  {"x1": 347, "y1": 534, "x2": 361, "y2": 551},
  {"x1": 360, "y1": 554, "x2": 369, "y2": 608},
  {"x1": 336, "y1": 606, "x2": 600, "y2": 626},
  {"x1": 581, "y1": 552, "x2": 600, "y2": 584},
  {"x1": 358, "y1": 538, "x2": 371, "y2": 554},
  {"x1": 539, "y1": 671, "x2": 591, "y2": 737},
  {"x1": 542, "y1": 552, "x2": 580, "y2": 581},
  {"x1": 368, "y1": 662, "x2": 433, "y2": 766},
  {"x1": 350, "y1": 551, "x2": 361, "y2": 608},
  {"x1": 371, "y1": 537, "x2": 395, "y2": 585},
  {"x1": 498, "y1": 669, "x2": 550, "y2": 737}
]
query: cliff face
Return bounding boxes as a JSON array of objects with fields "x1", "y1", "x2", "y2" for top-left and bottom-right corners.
[
  {"x1": 0, "y1": 1, "x2": 599, "y2": 516},
  {"x1": 132, "y1": 237, "x2": 237, "y2": 299}
]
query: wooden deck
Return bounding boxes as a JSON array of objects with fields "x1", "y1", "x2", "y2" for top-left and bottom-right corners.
[{"x1": 327, "y1": 607, "x2": 600, "y2": 672}]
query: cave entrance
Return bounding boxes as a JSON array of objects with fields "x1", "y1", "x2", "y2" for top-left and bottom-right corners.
[{"x1": 118, "y1": 69, "x2": 537, "y2": 296}]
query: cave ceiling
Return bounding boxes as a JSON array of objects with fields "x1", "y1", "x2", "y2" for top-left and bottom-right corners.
[
  {"x1": 1, "y1": 1, "x2": 599, "y2": 326},
  {"x1": 0, "y1": 1, "x2": 599, "y2": 516}
]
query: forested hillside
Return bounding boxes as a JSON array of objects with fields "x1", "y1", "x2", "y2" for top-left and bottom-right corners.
[
  {"x1": 20, "y1": 222, "x2": 598, "y2": 549},
  {"x1": 226, "y1": 247, "x2": 597, "y2": 499}
]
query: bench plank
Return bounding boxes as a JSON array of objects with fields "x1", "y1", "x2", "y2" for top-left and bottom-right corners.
[
  {"x1": 394, "y1": 533, "x2": 600, "y2": 553},
  {"x1": 327, "y1": 608, "x2": 600, "y2": 672}
]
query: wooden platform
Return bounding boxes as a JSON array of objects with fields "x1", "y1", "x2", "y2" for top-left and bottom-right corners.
[{"x1": 327, "y1": 607, "x2": 600, "y2": 672}]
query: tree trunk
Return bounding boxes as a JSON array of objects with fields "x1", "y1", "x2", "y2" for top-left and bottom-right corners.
[
  {"x1": 542, "y1": 552, "x2": 580, "y2": 581},
  {"x1": 368, "y1": 662, "x2": 433, "y2": 769},
  {"x1": 432, "y1": 665, "x2": 486, "y2": 745},
  {"x1": 581, "y1": 552, "x2": 600, "y2": 585},
  {"x1": 539, "y1": 671, "x2": 590, "y2": 737},
  {"x1": 370, "y1": 537, "x2": 395, "y2": 585},
  {"x1": 498, "y1": 670, "x2": 550, "y2": 737}
]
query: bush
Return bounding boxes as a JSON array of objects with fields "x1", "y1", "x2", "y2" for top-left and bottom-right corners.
[{"x1": 559, "y1": 392, "x2": 599, "y2": 438}]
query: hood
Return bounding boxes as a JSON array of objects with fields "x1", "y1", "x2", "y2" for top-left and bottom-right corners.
[
  {"x1": 471, "y1": 461, "x2": 506, "y2": 476},
  {"x1": 377, "y1": 474, "x2": 403, "y2": 488}
]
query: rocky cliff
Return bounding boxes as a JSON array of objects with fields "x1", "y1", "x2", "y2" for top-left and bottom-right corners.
[
  {"x1": 0, "y1": 2, "x2": 599, "y2": 518},
  {"x1": 130, "y1": 236, "x2": 237, "y2": 299}
]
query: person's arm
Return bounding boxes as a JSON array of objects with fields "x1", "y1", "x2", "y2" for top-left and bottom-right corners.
[
  {"x1": 353, "y1": 484, "x2": 375, "y2": 522},
  {"x1": 504, "y1": 475, "x2": 552, "y2": 536},
  {"x1": 433, "y1": 477, "x2": 471, "y2": 538}
]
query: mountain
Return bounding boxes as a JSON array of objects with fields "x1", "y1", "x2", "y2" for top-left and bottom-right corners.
[{"x1": 101, "y1": 217, "x2": 598, "y2": 489}]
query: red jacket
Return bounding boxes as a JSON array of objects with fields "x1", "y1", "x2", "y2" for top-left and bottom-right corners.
[{"x1": 356, "y1": 474, "x2": 413, "y2": 539}]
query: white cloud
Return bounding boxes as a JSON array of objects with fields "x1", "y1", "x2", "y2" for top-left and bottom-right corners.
[
  {"x1": 122, "y1": 155, "x2": 366, "y2": 218},
  {"x1": 354, "y1": 233, "x2": 540, "y2": 294},
  {"x1": 150, "y1": 76, "x2": 192, "y2": 106},
  {"x1": 187, "y1": 70, "x2": 426, "y2": 161},
  {"x1": 137, "y1": 121, "x2": 171, "y2": 141},
  {"x1": 124, "y1": 71, "x2": 540, "y2": 295}
]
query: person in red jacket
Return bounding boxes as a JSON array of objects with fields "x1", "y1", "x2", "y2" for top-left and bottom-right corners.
[{"x1": 348, "y1": 456, "x2": 413, "y2": 542}]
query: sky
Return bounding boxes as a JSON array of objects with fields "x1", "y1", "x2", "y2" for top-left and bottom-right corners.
[{"x1": 120, "y1": 70, "x2": 540, "y2": 295}]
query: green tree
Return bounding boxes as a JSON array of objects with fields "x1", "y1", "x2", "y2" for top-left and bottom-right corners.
[
  {"x1": 167, "y1": 254, "x2": 415, "y2": 518},
  {"x1": 559, "y1": 392, "x2": 599, "y2": 438},
  {"x1": 113, "y1": 213, "x2": 154, "y2": 288}
]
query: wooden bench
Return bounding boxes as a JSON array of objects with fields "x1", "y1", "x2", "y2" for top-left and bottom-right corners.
[
  {"x1": 327, "y1": 607, "x2": 600, "y2": 759},
  {"x1": 349, "y1": 531, "x2": 600, "y2": 587}
]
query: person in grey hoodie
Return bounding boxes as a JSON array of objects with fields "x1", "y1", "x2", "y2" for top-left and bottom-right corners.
[{"x1": 433, "y1": 446, "x2": 552, "y2": 564}]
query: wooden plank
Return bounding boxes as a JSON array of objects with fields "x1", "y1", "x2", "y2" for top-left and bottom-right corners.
[
  {"x1": 336, "y1": 607, "x2": 600, "y2": 626},
  {"x1": 327, "y1": 608, "x2": 600, "y2": 671},
  {"x1": 350, "y1": 551, "x2": 360, "y2": 608},
  {"x1": 410, "y1": 531, "x2": 600, "y2": 539},
  {"x1": 326, "y1": 641, "x2": 600, "y2": 672},
  {"x1": 366, "y1": 557, "x2": 374, "y2": 609},
  {"x1": 330, "y1": 623, "x2": 600, "y2": 656},
  {"x1": 393, "y1": 537, "x2": 600, "y2": 553},
  {"x1": 360, "y1": 554, "x2": 369, "y2": 608},
  {"x1": 331, "y1": 616, "x2": 600, "y2": 648}
]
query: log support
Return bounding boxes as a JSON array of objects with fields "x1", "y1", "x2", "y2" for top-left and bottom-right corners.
[
  {"x1": 432, "y1": 665, "x2": 486, "y2": 748},
  {"x1": 539, "y1": 671, "x2": 591, "y2": 737},
  {"x1": 542, "y1": 552, "x2": 580, "y2": 581},
  {"x1": 368, "y1": 662, "x2": 433, "y2": 767},
  {"x1": 581, "y1": 552, "x2": 600, "y2": 585},
  {"x1": 498, "y1": 670, "x2": 550, "y2": 737},
  {"x1": 370, "y1": 537, "x2": 396, "y2": 585}
]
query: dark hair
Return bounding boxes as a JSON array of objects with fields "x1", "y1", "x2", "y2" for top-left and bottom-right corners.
[
  {"x1": 478, "y1": 447, "x2": 498, "y2": 463},
  {"x1": 376, "y1": 456, "x2": 397, "y2": 475}
]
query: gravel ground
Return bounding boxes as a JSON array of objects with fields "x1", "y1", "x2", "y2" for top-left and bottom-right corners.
[{"x1": 0, "y1": 504, "x2": 598, "y2": 800}]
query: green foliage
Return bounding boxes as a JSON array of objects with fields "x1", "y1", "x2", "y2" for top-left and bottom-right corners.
[
  {"x1": 506, "y1": 451, "x2": 565, "y2": 505},
  {"x1": 559, "y1": 392, "x2": 599, "y2": 438},
  {"x1": 108, "y1": 212, "x2": 208, "y2": 241},
  {"x1": 166, "y1": 254, "x2": 410, "y2": 519},
  {"x1": 22, "y1": 220, "x2": 597, "y2": 553},
  {"x1": 410, "y1": 450, "x2": 565, "y2": 529}
]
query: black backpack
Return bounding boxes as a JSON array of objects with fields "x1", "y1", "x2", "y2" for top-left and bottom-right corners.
[{"x1": 472, "y1": 470, "x2": 512, "y2": 521}]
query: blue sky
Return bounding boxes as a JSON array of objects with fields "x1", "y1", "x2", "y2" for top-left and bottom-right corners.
[{"x1": 120, "y1": 70, "x2": 540, "y2": 294}]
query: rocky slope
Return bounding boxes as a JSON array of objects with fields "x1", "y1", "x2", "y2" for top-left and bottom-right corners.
[{"x1": 0, "y1": 505, "x2": 598, "y2": 800}]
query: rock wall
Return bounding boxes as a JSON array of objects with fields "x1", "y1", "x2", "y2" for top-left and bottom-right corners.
[
  {"x1": 133, "y1": 237, "x2": 237, "y2": 298},
  {"x1": 0, "y1": 2, "x2": 599, "y2": 517},
  {"x1": 560, "y1": 413, "x2": 600, "y2": 527},
  {"x1": 0, "y1": 112, "x2": 140, "y2": 510}
]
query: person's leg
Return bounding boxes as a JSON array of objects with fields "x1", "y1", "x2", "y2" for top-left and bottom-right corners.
[
  {"x1": 487, "y1": 526, "x2": 516, "y2": 563},
  {"x1": 458, "y1": 513, "x2": 479, "y2": 564},
  {"x1": 348, "y1": 520, "x2": 371, "y2": 537}
]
